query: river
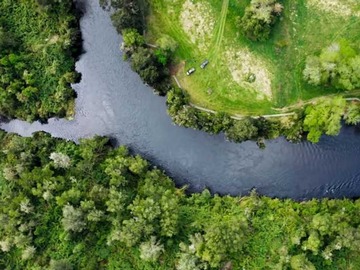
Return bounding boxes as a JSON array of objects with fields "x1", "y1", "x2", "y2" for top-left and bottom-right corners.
[{"x1": 1, "y1": 0, "x2": 360, "y2": 200}]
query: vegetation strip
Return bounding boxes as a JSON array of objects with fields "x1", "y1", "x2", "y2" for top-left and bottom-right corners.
[
  {"x1": 104, "y1": 0, "x2": 360, "y2": 145},
  {"x1": 0, "y1": 0, "x2": 81, "y2": 122},
  {"x1": 1, "y1": 130, "x2": 360, "y2": 269}
]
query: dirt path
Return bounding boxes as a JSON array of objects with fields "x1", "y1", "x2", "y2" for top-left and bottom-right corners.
[
  {"x1": 190, "y1": 103, "x2": 296, "y2": 120},
  {"x1": 173, "y1": 76, "x2": 360, "y2": 119},
  {"x1": 209, "y1": 0, "x2": 229, "y2": 59},
  {"x1": 273, "y1": 90, "x2": 360, "y2": 112}
]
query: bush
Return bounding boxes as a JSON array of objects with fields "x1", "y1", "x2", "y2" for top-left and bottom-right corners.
[
  {"x1": 303, "y1": 41, "x2": 360, "y2": 91},
  {"x1": 241, "y1": 0, "x2": 283, "y2": 41}
]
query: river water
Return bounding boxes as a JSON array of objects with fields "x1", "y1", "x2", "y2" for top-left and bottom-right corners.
[{"x1": 1, "y1": 0, "x2": 360, "y2": 200}]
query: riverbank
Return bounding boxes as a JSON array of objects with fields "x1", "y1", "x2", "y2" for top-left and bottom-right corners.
[
  {"x1": 0, "y1": 1, "x2": 82, "y2": 122},
  {"x1": 106, "y1": 0, "x2": 360, "y2": 145},
  {"x1": 1, "y1": 130, "x2": 360, "y2": 269},
  {"x1": 146, "y1": 0, "x2": 360, "y2": 115},
  {"x1": 2, "y1": 0, "x2": 360, "y2": 200}
]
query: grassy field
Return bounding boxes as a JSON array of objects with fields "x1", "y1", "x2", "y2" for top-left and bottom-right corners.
[{"x1": 146, "y1": 0, "x2": 360, "y2": 115}]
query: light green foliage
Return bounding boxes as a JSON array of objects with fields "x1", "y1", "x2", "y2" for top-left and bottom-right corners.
[
  {"x1": 0, "y1": 0, "x2": 79, "y2": 121},
  {"x1": 156, "y1": 35, "x2": 178, "y2": 53},
  {"x1": 148, "y1": 0, "x2": 360, "y2": 119},
  {"x1": 345, "y1": 103, "x2": 360, "y2": 125},
  {"x1": 303, "y1": 97, "x2": 346, "y2": 143},
  {"x1": 304, "y1": 41, "x2": 360, "y2": 91},
  {"x1": 119, "y1": 170, "x2": 182, "y2": 247},
  {"x1": 50, "y1": 152, "x2": 71, "y2": 169},
  {"x1": 122, "y1": 28, "x2": 145, "y2": 52},
  {"x1": 176, "y1": 238, "x2": 209, "y2": 270},
  {"x1": 200, "y1": 217, "x2": 247, "y2": 267},
  {"x1": 302, "y1": 230, "x2": 321, "y2": 254},
  {"x1": 290, "y1": 254, "x2": 316, "y2": 270},
  {"x1": 21, "y1": 246, "x2": 36, "y2": 261},
  {"x1": 1, "y1": 131, "x2": 360, "y2": 269},
  {"x1": 49, "y1": 259, "x2": 73, "y2": 270},
  {"x1": 139, "y1": 236, "x2": 164, "y2": 262},
  {"x1": 61, "y1": 204, "x2": 86, "y2": 233}
]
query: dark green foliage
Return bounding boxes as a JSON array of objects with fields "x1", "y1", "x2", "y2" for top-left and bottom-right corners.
[
  {"x1": 0, "y1": 0, "x2": 80, "y2": 122},
  {"x1": 131, "y1": 47, "x2": 162, "y2": 84},
  {"x1": 241, "y1": 0, "x2": 283, "y2": 41},
  {"x1": 166, "y1": 88, "x2": 286, "y2": 145},
  {"x1": 111, "y1": 8, "x2": 143, "y2": 34},
  {"x1": 107, "y1": 1, "x2": 173, "y2": 95},
  {"x1": 225, "y1": 117, "x2": 258, "y2": 143},
  {"x1": 107, "y1": 0, "x2": 144, "y2": 34},
  {"x1": 1, "y1": 131, "x2": 360, "y2": 269}
]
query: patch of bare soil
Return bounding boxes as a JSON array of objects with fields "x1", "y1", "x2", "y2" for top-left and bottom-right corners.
[
  {"x1": 225, "y1": 48, "x2": 273, "y2": 100},
  {"x1": 180, "y1": 0, "x2": 215, "y2": 51},
  {"x1": 307, "y1": 0, "x2": 360, "y2": 17}
]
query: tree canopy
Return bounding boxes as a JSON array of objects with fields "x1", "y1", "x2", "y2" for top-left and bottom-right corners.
[
  {"x1": 303, "y1": 97, "x2": 346, "y2": 143},
  {"x1": 241, "y1": 0, "x2": 283, "y2": 41},
  {"x1": 1, "y1": 130, "x2": 360, "y2": 269},
  {"x1": 303, "y1": 41, "x2": 360, "y2": 91},
  {"x1": 0, "y1": 0, "x2": 80, "y2": 122}
]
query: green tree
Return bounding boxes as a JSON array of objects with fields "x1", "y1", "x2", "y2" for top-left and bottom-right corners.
[
  {"x1": 241, "y1": 0, "x2": 283, "y2": 41},
  {"x1": 344, "y1": 103, "x2": 360, "y2": 125},
  {"x1": 131, "y1": 47, "x2": 162, "y2": 85},
  {"x1": 290, "y1": 254, "x2": 316, "y2": 270},
  {"x1": 61, "y1": 204, "x2": 86, "y2": 233},
  {"x1": 303, "y1": 97, "x2": 346, "y2": 143},
  {"x1": 139, "y1": 236, "x2": 164, "y2": 262},
  {"x1": 225, "y1": 117, "x2": 258, "y2": 142},
  {"x1": 156, "y1": 35, "x2": 178, "y2": 53},
  {"x1": 122, "y1": 28, "x2": 144, "y2": 52},
  {"x1": 303, "y1": 41, "x2": 360, "y2": 91}
]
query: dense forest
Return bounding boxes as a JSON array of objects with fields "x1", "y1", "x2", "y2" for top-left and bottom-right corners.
[
  {"x1": 0, "y1": 130, "x2": 360, "y2": 269},
  {"x1": 0, "y1": 0, "x2": 80, "y2": 122}
]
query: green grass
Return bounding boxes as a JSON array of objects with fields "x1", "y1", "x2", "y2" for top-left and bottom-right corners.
[{"x1": 146, "y1": 0, "x2": 360, "y2": 115}]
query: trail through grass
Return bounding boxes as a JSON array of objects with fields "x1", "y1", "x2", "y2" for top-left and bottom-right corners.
[
  {"x1": 209, "y1": 0, "x2": 229, "y2": 59},
  {"x1": 147, "y1": 0, "x2": 360, "y2": 115}
]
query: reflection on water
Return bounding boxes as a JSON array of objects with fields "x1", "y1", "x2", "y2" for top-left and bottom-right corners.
[{"x1": 1, "y1": 0, "x2": 360, "y2": 200}]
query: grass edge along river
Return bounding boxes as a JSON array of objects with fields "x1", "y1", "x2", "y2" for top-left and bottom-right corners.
[{"x1": 146, "y1": 0, "x2": 360, "y2": 116}]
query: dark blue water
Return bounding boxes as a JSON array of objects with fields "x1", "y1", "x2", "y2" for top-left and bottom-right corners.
[{"x1": 2, "y1": 0, "x2": 360, "y2": 200}]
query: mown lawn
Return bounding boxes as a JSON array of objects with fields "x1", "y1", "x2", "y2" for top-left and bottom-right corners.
[{"x1": 146, "y1": 0, "x2": 360, "y2": 115}]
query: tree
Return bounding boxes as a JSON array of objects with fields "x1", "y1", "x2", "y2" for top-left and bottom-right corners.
[
  {"x1": 290, "y1": 254, "x2": 316, "y2": 270},
  {"x1": 303, "y1": 56, "x2": 322, "y2": 85},
  {"x1": 21, "y1": 246, "x2": 36, "y2": 261},
  {"x1": 61, "y1": 204, "x2": 86, "y2": 233},
  {"x1": 344, "y1": 103, "x2": 360, "y2": 125},
  {"x1": 131, "y1": 47, "x2": 162, "y2": 85},
  {"x1": 49, "y1": 259, "x2": 73, "y2": 270},
  {"x1": 303, "y1": 41, "x2": 360, "y2": 91},
  {"x1": 156, "y1": 35, "x2": 178, "y2": 53},
  {"x1": 50, "y1": 152, "x2": 71, "y2": 169},
  {"x1": 303, "y1": 97, "x2": 346, "y2": 143},
  {"x1": 111, "y1": 6, "x2": 143, "y2": 34},
  {"x1": 225, "y1": 117, "x2": 258, "y2": 142},
  {"x1": 139, "y1": 236, "x2": 164, "y2": 262},
  {"x1": 198, "y1": 218, "x2": 248, "y2": 267},
  {"x1": 241, "y1": 0, "x2": 283, "y2": 41},
  {"x1": 122, "y1": 28, "x2": 144, "y2": 52}
]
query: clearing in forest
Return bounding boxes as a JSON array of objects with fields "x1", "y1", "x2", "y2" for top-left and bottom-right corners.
[{"x1": 147, "y1": 0, "x2": 360, "y2": 115}]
